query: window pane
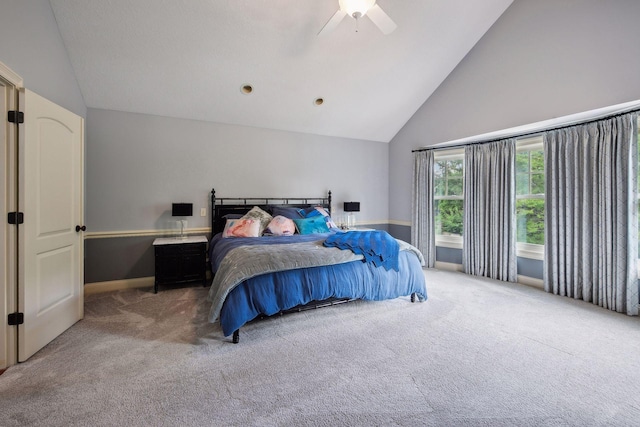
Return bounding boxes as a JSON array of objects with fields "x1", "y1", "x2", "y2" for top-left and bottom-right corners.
[
  {"x1": 434, "y1": 178, "x2": 445, "y2": 197},
  {"x1": 516, "y1": 198, "x2": 545, "y2": 244},
  {"x1": 516, "y1": 174, "x2": 529, "y2": 195},
  {"x1": 516, "y1": 152, "x2": 530, "y2": 173},
  {"x1": 447, "y1": 178, "x2": 463, "y2": 196},
  {"x1": 447, "y1": 160, "x2": 464, "y2": 177},
  {"x1": 531, "y1": 173, "x2": 545, "y2": 194},
  {"x1": 435, "y1": 199, "x2": 463, "y2": 236},
  {"x1": 530, "y1": 150, "x2": 544, "y2": 172},
  {"x1": 434, "y1": 161, "x2": 445, "y2": 179}
]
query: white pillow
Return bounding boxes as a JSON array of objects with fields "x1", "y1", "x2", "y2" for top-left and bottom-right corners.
[{"x1": 240, "y1": 206, "x2": 272, "y2": 234}]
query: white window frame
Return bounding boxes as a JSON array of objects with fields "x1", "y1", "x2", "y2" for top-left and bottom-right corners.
[
  {"x1": 434, "y1": 148, "x2": 464, "y2": 249},
  {"x1": 515, "y1": 136, "x2": 545, "y2": 260}
]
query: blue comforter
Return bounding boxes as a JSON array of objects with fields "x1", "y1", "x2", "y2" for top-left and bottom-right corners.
[
  {"x1": 324, "y1": 230, "x2": 400, "y2": 271},
  {"x1": 208, "y1": 231, "x2": 427, "y2": 337}
]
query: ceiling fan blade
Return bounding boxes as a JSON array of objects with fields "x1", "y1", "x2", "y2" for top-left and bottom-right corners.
[
  {"x1": 366, "y1": 4, "x2": 397, "y2": 35},
  {"x1": 318, "y1": 10, "x2": 347, "y2": 36}
]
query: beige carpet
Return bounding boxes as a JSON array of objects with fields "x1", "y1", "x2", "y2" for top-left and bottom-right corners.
[{"x1": 1, "y1": 269, "x2": 639, "y2": 426}]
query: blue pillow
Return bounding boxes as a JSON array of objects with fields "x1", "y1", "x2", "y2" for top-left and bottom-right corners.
[
  {"x1": 222, "y1": 213, "x2": 243, "y2": 219},
  {"x1": 272, "y1": 206, "x2": 304, "y2": 219},
  {"x1": 299, "y1": 206, "x2": 326, "y2": 218},
  {"x1": 300, "y1": 206, "x2": 337, "y2": 229},
  {"x1": 293, "y1": 216, "x2": 330, "y2": 234}
]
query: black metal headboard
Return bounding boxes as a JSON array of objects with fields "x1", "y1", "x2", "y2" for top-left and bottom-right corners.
[{"x1": 210, "y1": 188, "x2": 332, "y2": 235}]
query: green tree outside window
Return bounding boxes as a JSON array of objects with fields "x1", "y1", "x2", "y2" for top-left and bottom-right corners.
[
  {"x1": 435, "y1": 158, "x2": 464, "y2": 236},
  {"x1": 516, "y1": 148, "x2": 544, "y2": 245}
]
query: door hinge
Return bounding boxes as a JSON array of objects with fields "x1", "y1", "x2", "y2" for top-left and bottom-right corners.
[
  {"x1": 8, "y1": 312, "x2": 24, "y2": 326},
  {"x1": 7, "y1": 212, "x2": 24, "y2": 225},
  {"x1": 8, "y1": 110, "x2": 24, "y2": 124}
]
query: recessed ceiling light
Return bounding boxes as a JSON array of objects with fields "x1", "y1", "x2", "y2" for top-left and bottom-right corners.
[
  {"x1": 241, "y1": 84, "x2": 253, "y2": 94},
  {"x1": 314, "y1": 98, "x2": 324, "y2": 106}
]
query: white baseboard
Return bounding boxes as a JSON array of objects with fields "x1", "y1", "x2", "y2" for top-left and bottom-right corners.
[
  {"x1": 517, "y1": 275, "x2": 544, "y2": 290},
  {"x1": 84, "y1": 277, "x2": 154, "y2": 295},
  {"x1": 434, "y1": 261, "x2": 464, "y2": 272},
  {"x1": 433, "y1": 262, "x2": 544, "y2": 289}
]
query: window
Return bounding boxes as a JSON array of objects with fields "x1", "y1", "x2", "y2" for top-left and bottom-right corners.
[
  {"x1": 434, "y1": 149, "x2": 464, "y2": 248},
  {"x1": 515, "y1": 136, "x2": 544, "y2": 258}
]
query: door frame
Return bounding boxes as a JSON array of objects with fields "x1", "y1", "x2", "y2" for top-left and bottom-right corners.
[{"x1": 0, "y1": 61, "x2": 23, "y2": 369}]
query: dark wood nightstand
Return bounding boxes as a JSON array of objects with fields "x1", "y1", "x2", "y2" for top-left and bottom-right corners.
[{"x1": 153, "y1": 235, "x2": 207, "y2": 293}]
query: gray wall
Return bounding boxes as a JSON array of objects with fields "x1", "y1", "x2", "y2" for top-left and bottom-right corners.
[
  {"x1": 87, "y1": 108, "x2": 389, "y2": 233},
  {"x1": 0, "y1": 0, "x2": 86, "y2": 117},
  {"x1": 85, "y1": 108, "x2": 390, "y2": 282},
  {"x1": 388, "y1": 0, "x2": 640, "y2": 277},
  {"x1": 389, "y1": 0, "x2": 640, "y2": 225}
]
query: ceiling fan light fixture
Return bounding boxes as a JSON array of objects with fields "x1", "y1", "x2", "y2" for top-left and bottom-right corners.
[
  {"x1": 339, "y1": 0, "x2": 376, "y2": 19},
  {"x1": 318, "y1": 0, "x2": 395, "y2": 36}
]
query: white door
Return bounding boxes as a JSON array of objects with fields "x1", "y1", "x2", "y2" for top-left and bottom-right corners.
[{"x1": 18, "y1": 89, "x2": 84, "y2": 362}]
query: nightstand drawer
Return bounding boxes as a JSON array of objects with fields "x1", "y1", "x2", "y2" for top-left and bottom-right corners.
[
  {"x1": 155, "y1": 242, "x2": 205, "y2": 257},
  {"x1": 153, "y1": 236, "x2": 208, "y2": 293}
]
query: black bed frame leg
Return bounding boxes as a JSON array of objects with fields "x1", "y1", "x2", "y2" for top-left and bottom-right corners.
[
  {"x1": 411, "y1": 293, "x2": 416, "y2": 303},
  {"x1": 232, "y1": 330, "x2": 240, "y2": 344}
]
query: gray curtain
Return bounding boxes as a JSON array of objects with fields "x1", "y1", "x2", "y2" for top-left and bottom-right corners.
[
  {"x1": 544, "y1": 114, "x2": 638, "y2": 315},
  {"x1": 463, "y1": 139, "x2": 517, "y2": 282},
  {"x1": 411, "y1": 150, "x2": 436, "y2": 268}
]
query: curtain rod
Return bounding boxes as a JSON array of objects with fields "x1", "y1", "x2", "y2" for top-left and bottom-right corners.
[{"x1": 412, "y1": 107, "x2": 640, "y2": 153}]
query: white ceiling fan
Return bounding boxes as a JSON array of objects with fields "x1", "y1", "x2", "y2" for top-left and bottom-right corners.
[{"x1": 318, "y1": 0, "x2": 397, "y2": 36}]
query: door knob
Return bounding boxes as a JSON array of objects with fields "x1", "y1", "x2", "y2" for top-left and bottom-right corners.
[{"x1": 75, "y1": 225, "x2": 86, "y2": 232}]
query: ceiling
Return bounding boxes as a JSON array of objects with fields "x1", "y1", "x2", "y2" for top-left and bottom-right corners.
[{"x1": 49, "y1": 0, "x2": 513, "y2": 143}]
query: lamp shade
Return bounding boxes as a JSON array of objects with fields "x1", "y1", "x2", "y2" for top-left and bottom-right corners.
[
  {"x1": 343, "y1": 202, "x2": 360, "y2": 212},
  {"x1": 172, "y1": 203, "x2": 193, "y2": 217}
]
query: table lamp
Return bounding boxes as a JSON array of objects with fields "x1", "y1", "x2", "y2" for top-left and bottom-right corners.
[
  {"x1": 343, "y1": 201, "x2": 360, "y2": 229},
  {"x1": 172, "y1": 203, "x2": 193, "y2": 239}
]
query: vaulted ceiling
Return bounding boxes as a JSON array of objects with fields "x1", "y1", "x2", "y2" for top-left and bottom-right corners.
[{"x1": 50, "y1": 0, "x2": 513, "y2": 142}]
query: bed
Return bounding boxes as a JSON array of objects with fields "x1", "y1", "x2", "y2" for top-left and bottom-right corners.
[{"x1": 206, "y1": 189, "x2": 427, "y2": 343}]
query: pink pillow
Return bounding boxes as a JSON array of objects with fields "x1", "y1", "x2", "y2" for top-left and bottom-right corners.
[
  {"x1": 222, "y1": 219, "x2": 261, "y2": 238},
  {"x1": 264, "y1": 215, "x2": 296, "y2": 236}
]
